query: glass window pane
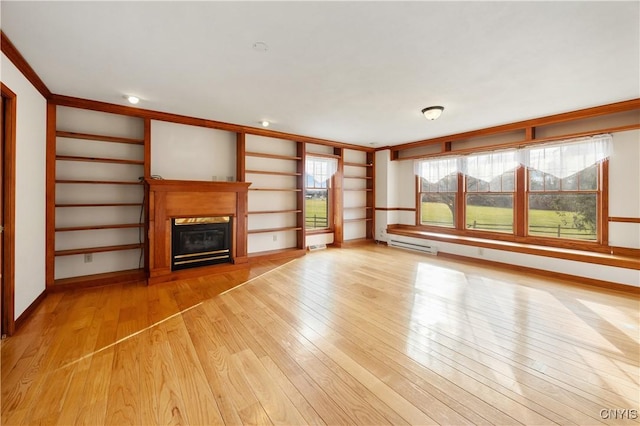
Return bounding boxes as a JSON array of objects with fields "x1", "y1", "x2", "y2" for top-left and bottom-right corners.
[
  {"x1": 502, "y1": 170, "x2": 515, "y2": 192},
  {"x1": 477, "y1": 180, "x2": 489, "y2": 192},
  {"x1": 529, "y1": 169, "x2": 544, "y2": 191},
  {"x1": 305, "y1": 190, "x2": 328, "y2": 229},
  {"x1": 441, "y1": 174, "x2": 458, "y2": 192},
  {"x1": 465, "y1": 194, "x2": 514, "y2": 233},
  {"x1": 561, "y1": 173, "x2": 579, "y2": 191},
  {"x1": 544, "y1": 173, "x2": 560, "y2": 190},
  {"x1": 528, "y1": 193, "x2": 597, "y2": 240},
  {"x1": 578, "y1": 164, "x2": 598, "y2": 190},
  {"x1": 488, "y1": 175, "x2": 503, "y2": 192},
  {"x1": 466, "y1": 176, "x2": 478, "y2": 192},
  {"x1": 420, "y1": 193, "x2": 455, "y2": 227}
]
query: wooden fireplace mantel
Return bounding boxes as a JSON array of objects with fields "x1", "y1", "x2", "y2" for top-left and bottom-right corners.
[{"x1": 145, "y1": 179, "x2": 251, "y2": 284}]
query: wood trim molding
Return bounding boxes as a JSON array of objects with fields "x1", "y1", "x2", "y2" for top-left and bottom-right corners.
[
  {"x1": 1, "y1": 31, "x2": 51, "y2": 98},
  {"x1": 392, "y1": 98, "x2": 640, "y2": 153},
  {"x1": 236, "y1": 133, "x2": 246, "y2": 182},
  {"x1": 143, "y1": 118, "x2": 151, "y2": 178},
  {"x1": 1, "y1": 83, "x2": 17, "y2": 336},
  {"x1": 609, "y1": 217, "x2": 640, "y2": 223},
  {"x1": 437, "y1": 252, "x2": 640, "y2": 295},
  {"x1": 49, "y1": 94, "x2": 373, "y2": 152},
  {"x1": 13, "y1": 289, "x2": 47, "y2": 330},
  {"x1": 45, "y1": 102, "x2": 56, "y2": 289},
  {"x1": 52, "y1": 269, "x2": 146, "y2": 291},
  {"x1": 600, "y1": 160, "x2": 609, "y2": 245},
  {"x1": 375, "y1": 207, "x2": 417, "y2": 212},
  {"x1": 387, "y1": 225, "x2": 640, "y2": 270}
]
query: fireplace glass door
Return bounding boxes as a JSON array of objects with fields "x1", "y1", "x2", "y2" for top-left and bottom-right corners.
[{"x1": 171, "y1": 216, "x2": 232, "y2": 270}]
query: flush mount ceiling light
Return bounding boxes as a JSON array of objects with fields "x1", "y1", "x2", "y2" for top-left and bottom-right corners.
[
  {"x1": 421, "y1": 106, "x2": 444, "y2": 120},
  {"x1": 261, "y1": 120, "x2": 270, "y2": 127},
  {"x1": 124, "y1": 95, "x2": 140, "y2": 105}
]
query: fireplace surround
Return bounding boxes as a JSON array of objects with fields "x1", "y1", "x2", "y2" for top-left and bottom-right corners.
[{"x1": 145, "y1": 179, "x2": 250, "y2": 284}]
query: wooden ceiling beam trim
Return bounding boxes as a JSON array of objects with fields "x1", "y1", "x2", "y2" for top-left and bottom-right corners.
[
  {"x1": 49, "y1": 94, "x2": 374, "y2": 152},
  {"x1": 1, "y1": 31, "x2": 52, "y2": 98},
  {"x1": 391, "y1": 98, "x2": 640, "y2": 153}
]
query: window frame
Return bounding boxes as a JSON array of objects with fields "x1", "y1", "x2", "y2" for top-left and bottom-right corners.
[
  {"x1": 415, "y1": 154, "x2": 608, "y2": 252},
  {"x1": 305, "y1": 156, "x2": 334, "y2": 233}
]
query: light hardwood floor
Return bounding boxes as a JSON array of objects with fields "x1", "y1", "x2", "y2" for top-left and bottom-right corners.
[{"x1": 1, "y1": 245, "x2": 639, "y2": 425}]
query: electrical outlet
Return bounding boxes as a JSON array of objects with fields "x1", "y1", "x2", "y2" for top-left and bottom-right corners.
[
  {"x1": 272, "y1": 235, "x2": 277, "y2": 242},
  {"x1": 84, "y1": 253, "x2": 93, "y2": 263},
  {"x1": 212, "y1": 175, "x2": 218, "y2": 181}
]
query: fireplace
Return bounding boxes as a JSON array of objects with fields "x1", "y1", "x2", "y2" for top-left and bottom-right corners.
[
  {"x1": 145, "y1": 179, "x2": 250, "y2": 284},
  {"x1": 171, "y1": 216, "x2": 232, "y2": 270}
]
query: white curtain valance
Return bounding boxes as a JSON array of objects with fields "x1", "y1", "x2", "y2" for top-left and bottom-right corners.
[
  {"x1": 415, "y1": 157, "x2": 458, "y2": 184},
  {"x1": 306, "y1": 157, "x2": 337, "y2": 186},
  {"x1": 461, "y1": 149, "x2": 518, "y2": 182},
  {"x1": 414, "y1": 134, "x2": 612, "y2": 180},
  {"x1": 520, "y1": 134, "x2": 612, "y2": 178}
]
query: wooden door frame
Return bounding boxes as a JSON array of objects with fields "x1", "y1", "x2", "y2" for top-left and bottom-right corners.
[{"x1": 1, "y1": 83, "x2": 16, "y2": 336}]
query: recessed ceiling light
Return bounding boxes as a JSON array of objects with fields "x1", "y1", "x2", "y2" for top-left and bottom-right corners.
[
  {"x1": 261, "y1": 120, "x2": 270, "y2": 127},
  {"x1": 252, "y1": 42, "x2": 268, "y2": 52},
  {"x1": 124, "y1": 95, "x2": 140, "y2": 105}
]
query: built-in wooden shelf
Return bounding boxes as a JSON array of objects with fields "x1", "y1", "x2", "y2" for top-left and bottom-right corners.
[
  {"x1": 56, "y1": 155, "x2": 144, "y2": 165},
  {"x1": 344, "y1": 218, "x2": 373, "y2": 223},
  {"x1": 55, "y1": 243, "x2": 143, "y2": 257},
  {"x1": 245, "y1": 151, "x2": 302, "y2": 161},
  {"x1": 344, "y1": 162, "x2": 372, "y2": 168},
  {"x1": 249, "y1": 188, "x2": 302, "y2": 192},
  {"x1": 344, "y1": 175, "x2": 373, "y2": 179},
  {"x1": 307, "y1": 152, "x2": 341, "y2": 159},
  {"x1": 56, "y1": 130, "x2": 144, "y2": 145},
  {"x1": 55, "y1": 203, "x2": 143, "y2": 208},
  {"x1": 248, "y1": 209, "x2": 302, "y2": 215},
  {"x1": 55, "y1": 223, "x2": 143, "y2": 232},
  {"x1": 55, "y1": 179, "x2": 143, "y2": 185},
  {"x1": 248, "y1": 226, "x2": 303, "y2": 234},
  {"x1": 245, "y1": 170, "x2": 301, "y2": 177},
  {"x1": 344, "y1": 206, "x2": 372, "y2": 210}
]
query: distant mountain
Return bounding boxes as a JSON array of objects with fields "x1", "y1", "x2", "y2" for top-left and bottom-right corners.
[{"x1": 305, "y1": 173, "x2": 327, "y2": 188}]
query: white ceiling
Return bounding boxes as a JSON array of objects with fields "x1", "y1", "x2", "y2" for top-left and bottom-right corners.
[{"x1": 2, "y1": 1, "x2": 639, "y2": 147}]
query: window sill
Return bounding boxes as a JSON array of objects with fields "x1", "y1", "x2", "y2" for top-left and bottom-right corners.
[
  {"x1": 387, "y1": 225, "x2": 639, "y2": 270},
  {"x1": 306, "y1": 228, "x2": 333, "y2": 235}
]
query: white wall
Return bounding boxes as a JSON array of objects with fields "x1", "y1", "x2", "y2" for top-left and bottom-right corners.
[
  {"x1": 608, "y1": 129, "x2": 640, "y2": 248},
  {"x1": 151, "y1": 120, "x2": 236, "y2": 181},
  {"x1": 1, "y1": 53, "x2": 47, "y2": 318}
]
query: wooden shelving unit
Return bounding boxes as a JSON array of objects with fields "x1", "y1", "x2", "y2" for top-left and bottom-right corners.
[
  {"x1": 50, "y1": 107, "x2": 147, "y2": 289},
  {"x1": 342, "y1": 150, "x2": 375, "y2": 241},
  {"x1": 242, "y1": 136, "x2": 306, "y2": 255}
]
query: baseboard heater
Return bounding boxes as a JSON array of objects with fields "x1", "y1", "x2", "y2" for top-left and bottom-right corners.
[{"x1": 388, "y1": 239, "x2": 438, "y2": 255}]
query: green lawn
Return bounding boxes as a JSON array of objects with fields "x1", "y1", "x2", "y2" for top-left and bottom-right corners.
[
  {"x1": 306, "y1": 198, "x2": 328, "y2": 228},
  {"x1": 421, "y1": 202, "x2": 596, "y2": 240}
]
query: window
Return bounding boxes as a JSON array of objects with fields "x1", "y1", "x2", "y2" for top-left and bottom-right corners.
[
  {"x1": 417, "y1": 158, "x2": 458, "y2": 228},
  {"x1": 523, "y1": 137, "x2": 610, "y2": 241},
  {"x1": 305, "y1": 157, "x2": 337, "y2": 230},
  {"x1": 463, "y1": 150, "x2": 517, "y2": 234},
  {"x1": 415, "y1": 135, "x2": 611, "y2": 245}
]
